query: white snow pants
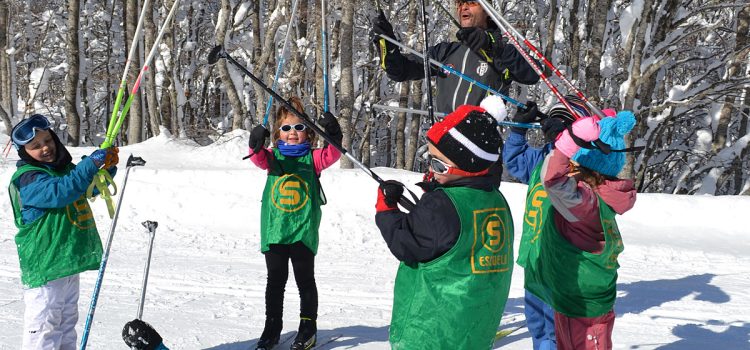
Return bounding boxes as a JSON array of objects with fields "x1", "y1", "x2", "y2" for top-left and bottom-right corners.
[{"x1": 22, "y1": 275, "x2": 80, "y2": 350}]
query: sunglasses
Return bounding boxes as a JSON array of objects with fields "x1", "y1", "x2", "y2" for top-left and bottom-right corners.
[
  {"x1": 428, "y1": 155, "x2": 490, "y2": 177},
  {"x1": 456, "y1": 0, "x2": 480, "y2": 7},
  {"x1": 429, "y1": 156, "x2": 454, "y2": 175},
  {"x1": 279, "y1": 123, "x2": 307, "y2": 132},
  {"x1": 11, "y1": 114, "x2": 51, "y2": 149}
]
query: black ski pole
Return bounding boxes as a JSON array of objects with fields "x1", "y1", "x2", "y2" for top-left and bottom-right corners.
[
  {"x1": 208, "y1": 45, "x2": 417, "y2": 211},
  {"x1": 137, "y1": 220, "x2": 158, "y2": 320}
]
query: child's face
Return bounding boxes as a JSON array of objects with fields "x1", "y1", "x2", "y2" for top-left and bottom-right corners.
[
  {"x1": 427, "y1": 144, "x2": 463, "y2": 184},
  {"x1": 278, "y1": 114, "x2": 308, "y2": 145},
  {"x1": 24, "y1": 129, "x2": 56, "y2": 163}
]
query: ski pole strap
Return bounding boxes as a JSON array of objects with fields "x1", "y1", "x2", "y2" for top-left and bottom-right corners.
[
  {"x1": 85, "y1": 170, "x2": 118, "y2": 218},
  {"x1": 568, "y1": 126, "x2": 644, "y2": 154}
]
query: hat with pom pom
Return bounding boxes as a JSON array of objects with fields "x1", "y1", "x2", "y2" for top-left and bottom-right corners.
[
  {"x1": 426, "y1": 104, "x2": 501, "y2": 173},
  {"x1": 571, "y1": 111, "x2": 636, "y2": 177}
]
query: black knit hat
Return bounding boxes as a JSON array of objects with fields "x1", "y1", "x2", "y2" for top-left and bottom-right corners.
[{"x1": 426, "y1": 105, "x2": 501, "y2": 173}]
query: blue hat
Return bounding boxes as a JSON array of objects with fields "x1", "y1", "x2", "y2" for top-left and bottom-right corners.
[{"x1": 571, "y1": 111, "x2": 636, "y2": 177}]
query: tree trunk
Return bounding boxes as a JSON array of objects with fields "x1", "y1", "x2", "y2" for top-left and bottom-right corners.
[
  {"x1": 338, "y1": 0, "x2": 353, "y2": 168},
  {"x1": 217, "y1": 0, "x2": 246, "y2": 130},
  {"x1": 144, "y1": 0, "x2": 160, "y2": 137},
  {"x1": 64, "y1": 0, "x2": 81, "y2": 145},
  {"x1": 253, "y1": 0, "x2": 286, "y2": 125},
  {"x1": 583, "y1": 0, "x2": 611, "y2": 103},
  {"x1": 621, "y1": 0, "x2": 654, "y2": 179},
  {"x1": 569, "y1": 0, "x2": 580, "y2": 81},
  {"x1": 0, "y1": 1, "x2": 13, "y2": 134},
  {"x1": 125, "y1": 0, "x2": 143, "y2": 144}
]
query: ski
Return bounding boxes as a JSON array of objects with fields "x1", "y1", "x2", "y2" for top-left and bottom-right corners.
[
  {"x1": 311, "y1": 334, "x2": 343, "y2": 349},
  {"x1": 494, "y1": 323, "x2": 526, "y2": 341}
]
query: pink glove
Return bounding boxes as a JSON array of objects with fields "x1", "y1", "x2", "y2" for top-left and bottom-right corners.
[{"x1": 554, "y1": 117, "x2": 601, "y2": 158}]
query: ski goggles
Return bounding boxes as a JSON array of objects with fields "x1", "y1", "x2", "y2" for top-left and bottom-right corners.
[
  {"x1": 279, "y1": 123, "x2": 307, "y2": 132},
  {"x1": 428, "y1": 155, "x2": 489, "y2": 177},
  {"x1": 11, "y1": 114, "x2": 52, "y2": 149}
]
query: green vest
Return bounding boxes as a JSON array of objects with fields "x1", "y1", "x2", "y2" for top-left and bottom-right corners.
[
  {"x1": 521, "y1": 164, "x2": 624, "y2": 318},
  {"x1": 9, "y1": 165, "x2": 103, "y2": 288},
  {"x1": 390, "y1": 186, "x2": 514, "y2": 350},
  {"x1": 260, "y1": 149, "x2": 322, "y2": 254}
]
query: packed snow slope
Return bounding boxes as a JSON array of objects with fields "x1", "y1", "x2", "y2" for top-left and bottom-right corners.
[{"x1": 0, "y1": 131, "x2": 748, "y2": 349}]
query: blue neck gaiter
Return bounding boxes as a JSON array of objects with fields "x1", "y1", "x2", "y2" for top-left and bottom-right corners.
[{"x1": 277, "y1": 141, "x2": 311, "y2": 157}]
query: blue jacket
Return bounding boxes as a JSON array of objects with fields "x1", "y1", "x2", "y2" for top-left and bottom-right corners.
[
  {"x1": 502, "y1": 129, "x2": 552, "y2": 184},
  {"x1": 14, "y1": 157, "x2": 116, "y2": 224}
]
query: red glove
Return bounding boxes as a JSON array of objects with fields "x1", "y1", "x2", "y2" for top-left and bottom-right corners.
[{"x1": 376, "y1": 180, "x2": 403, "y2": 212}]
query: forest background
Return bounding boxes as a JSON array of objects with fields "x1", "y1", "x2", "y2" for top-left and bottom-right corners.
[{"x1": 0, "y1": 0, "x2": 748, "y2": 195}]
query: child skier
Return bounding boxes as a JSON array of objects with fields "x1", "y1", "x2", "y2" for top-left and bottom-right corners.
[
  {"x1": 7, "y1": 114, "x2": 118, "y2": 349},
  {"x1": 504, "y1": 97, "x2": 600, "y2": 350},
  {"x1": 374, "y1": 105, "x2": 514, "y2": 350},
  {"x1": 247, "y1": 96, "x2": 342, "y2": 350},
  {"x1": 521, "y1": 110, "x2": 637, "y2": 349}
]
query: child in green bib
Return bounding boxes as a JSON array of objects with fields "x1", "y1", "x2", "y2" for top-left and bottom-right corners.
[
  {"x1": 522, "y1": 111, "x2": 638, "y2": 349},
  {"x1": 375, "y1": 105, "x2": 514, "y2": 350},
  {"x1": 247, "y1": 96, "x2": 342, "y2": 350},
  {"x1": 7, "y1": 114, "x2": 118, "y2": 349}
]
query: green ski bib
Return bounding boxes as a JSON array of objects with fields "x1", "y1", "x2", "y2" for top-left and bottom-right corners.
[
  {"x1": 9, "y1": 165, "x2": 103, "y2": 288},
  {"x1": 521, "y1": 164, "x2": 624, "y2": 318},
  {"x1": 260, "y1": 149, "x2": 322, "y2": 254},
  {"x1": 389, "y1": 186, "x2": 514, "y2": 350}
]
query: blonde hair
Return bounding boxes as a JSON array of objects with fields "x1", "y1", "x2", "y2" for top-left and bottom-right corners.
[
  {"x1": 570, "y1": 162, "x2": 608, "y2": 188},
  {"x1": 272, "y1": 96, "x2": 317, "y2": 145}
]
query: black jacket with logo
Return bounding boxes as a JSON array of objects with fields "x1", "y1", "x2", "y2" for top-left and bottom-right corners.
[
  {"x1": 380, "y1": 29, "x2": 539, "y2": 114},
  {"x1": 375, "y1": 175, "x2": 498, "y2": 265}
]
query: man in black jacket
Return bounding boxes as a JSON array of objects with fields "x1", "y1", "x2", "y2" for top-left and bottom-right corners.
[{"x1": 371, "y1": 0, "x2": 539, "y2": 114}]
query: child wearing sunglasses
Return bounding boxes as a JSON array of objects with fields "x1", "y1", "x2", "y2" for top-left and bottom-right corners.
[
  {"x1": 520, "y1": 111, "x2": 637, "y2": 350},
  {"x1": 374, "y1": 105, "x2": 514, "y2": 350},
  {"x1": 246, "y1": 96, "x2": 342, "y2": 350},
  {"x1": 7, "y1": 114, "x2": 118, "y2": 349}
]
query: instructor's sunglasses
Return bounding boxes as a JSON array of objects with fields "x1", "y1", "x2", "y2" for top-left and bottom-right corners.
[
  {"x1": 279, "y1": 123, "x2": 307, "y2": 132},
  {"x1": 456, "y1": 0, "x2": 480, "y2": 7},
  {"x1": 11, "y1": 114, "x2": 51, "y2": 149}
]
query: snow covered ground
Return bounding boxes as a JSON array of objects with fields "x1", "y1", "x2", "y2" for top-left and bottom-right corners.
[{"x1": 0, "y1": 130, "x2": 748, "y2": 349}]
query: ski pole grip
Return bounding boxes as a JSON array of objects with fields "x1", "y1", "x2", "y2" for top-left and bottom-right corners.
[
  {"x1": 142, "y1": 220, "x2": 158, "y2": 232},
  {"x1": 127, "y1": 155, "x2": 147, "y2": 168}
]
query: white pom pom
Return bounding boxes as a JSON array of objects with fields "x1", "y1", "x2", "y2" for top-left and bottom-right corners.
[{"x1": 480, "y1": 95, "x2": 507, "y2": 123}]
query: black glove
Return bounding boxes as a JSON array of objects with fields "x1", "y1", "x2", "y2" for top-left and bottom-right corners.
[
  {"x1": 513, "y1": 101, "x2": 546, "y2": 124},
  {"x1": 380, "y1": 180, "x2": 404, "y2": 208},
  {"x1": 457, "y1": 27, "x2": 504, "y2": 58},
  {"x1": 541, "y1": 117, "x2": 567, "y2": 143},
  {"x1": 318, "y1": 112, "x2": 343, "y2": 145},
  {"x1": 371, "y1": 10, "x2": 395, "y2": 44},
  {"x1": 248, "y1": 125, "x2": 270, "y2": 154},
  {"x1": 122, "y1": 319, "x2": 163, "y2": 350}
]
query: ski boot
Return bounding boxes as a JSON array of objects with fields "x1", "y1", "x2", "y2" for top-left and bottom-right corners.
[
  {"x1": 290, "y1": 318, "x2": 316, "y2": 350},
  {"x1": 256, "y1": 317, "x2": 283, "y2": 350}
]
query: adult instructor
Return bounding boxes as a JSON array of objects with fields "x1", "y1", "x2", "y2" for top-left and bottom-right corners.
[{"x1": 371, "y1": 0, "x2": 539, "y2": 114}]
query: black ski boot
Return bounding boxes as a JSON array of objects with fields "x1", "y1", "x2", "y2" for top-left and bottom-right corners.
[
  {"x1": 289, "y1": 318, "x2": 316, "y2": 350},
  {"x1": 256, "y1": 317, "x2": 283, "y2": 350}
]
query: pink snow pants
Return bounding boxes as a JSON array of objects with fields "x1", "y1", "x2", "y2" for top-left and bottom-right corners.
[{"x1": 554, "y1": 309, "x2": 615, "y2": 350}]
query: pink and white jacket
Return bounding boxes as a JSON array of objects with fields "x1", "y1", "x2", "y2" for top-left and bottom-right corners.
[{"x1": 249, "y1": 145, "x2": 341, "y2": 175}]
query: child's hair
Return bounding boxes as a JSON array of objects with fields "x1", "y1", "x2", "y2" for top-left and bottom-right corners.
[
  {"x1": 570, "y1": 161, "x2": 611, "y2": 188},
  {"x1": 272, "y1": 96, "x2": 317, "y2": 144}
]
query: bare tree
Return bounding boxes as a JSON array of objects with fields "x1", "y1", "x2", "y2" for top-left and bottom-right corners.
[
  {"x1": 64, "y1": 0, "x2": 81, "y2": 145},
  {"x1": 338, "y1": 0, "x2": 354, "y2": 168}
]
